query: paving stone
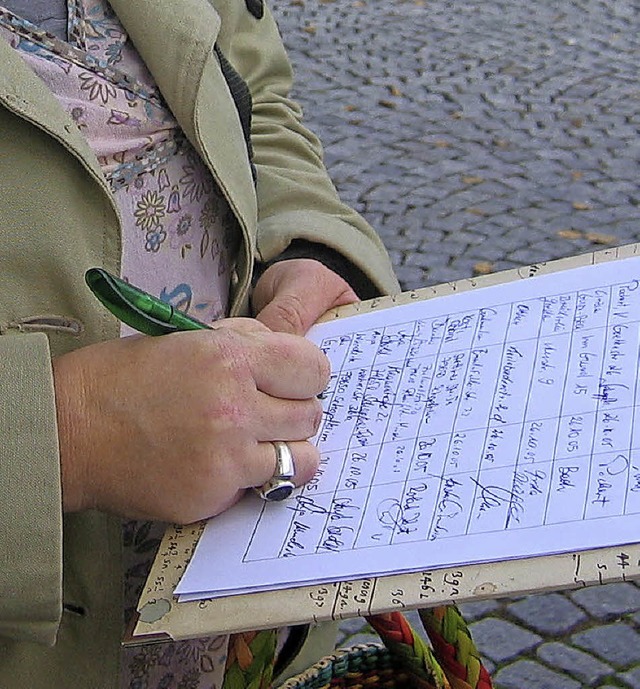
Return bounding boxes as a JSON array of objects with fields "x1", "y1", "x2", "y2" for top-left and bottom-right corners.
[
  {"x1": 427, "y1": 212, "x2": 483, "y2": 233},
  {"x1": 404, "y1": 250, "x2": 452, "y2": 269},
  {"x1": 468, "y1": 618, "x2": 542, "y2": 663},
  {"x1": 571, "y1": 584, "x2": 640, "y2": 620},
  {"x1": 458, "y1": 599, "x2": 502, "y2": 622},
  {"x1": 422, "y1": 265, "x2": 467, "y2": 286},
  {"x1": 507, "y1": 593, "x2": 587, "y2": 635},
  {"x1": 507, "y1": 248, "x2": 557, "y2": 265},
  {"x1": 394, "y1": 266, "x2": 427, "y2": 291},
  {"x1": 468, "y1": 244, "x2": 516, "y2": 262},
  {"x1": 536, "y1": 642, "x2": 613, "y2": 685},
  {"x1": 336, "y1": 616, "x2": 371, "y2": 639},
  {"x1": 493, "y1": 659, "x2": 582, "y2": 689},
  {"x1": 620, "y1": 666, "x2": 640, "y2": 689},
  {"x1": 572, "y1": 623, "x2": 640, "y2": 667}
]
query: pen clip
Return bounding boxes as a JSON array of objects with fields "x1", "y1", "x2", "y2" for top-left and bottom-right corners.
[{"x1": 85, "y1": 268, "x2": 185, "y2": 336}]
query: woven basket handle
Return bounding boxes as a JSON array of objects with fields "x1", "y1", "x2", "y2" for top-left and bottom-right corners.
[
  {"x1": 366, "y1": 605, "x2": 493, "y2": 689},
  {"x1": 222, "y1": 604, "x2": 493, "y2": 689}
]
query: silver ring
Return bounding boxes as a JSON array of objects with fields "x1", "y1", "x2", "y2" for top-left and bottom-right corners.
[{"x1": 258, "y1": 441, "x2": 296, "y2": 502}]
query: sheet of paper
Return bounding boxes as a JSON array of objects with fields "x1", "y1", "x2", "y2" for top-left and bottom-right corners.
[{"x1": 176, "y1": 257, "x2": 640, "y2": 600}]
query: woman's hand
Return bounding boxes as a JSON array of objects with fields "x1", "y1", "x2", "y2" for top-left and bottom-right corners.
[
  {"x1": 252, "y1": 259, "x2": 359, "y2": 335},
  {"x1": 53, "y1": 318, "x2": 329, "y2": 523}
]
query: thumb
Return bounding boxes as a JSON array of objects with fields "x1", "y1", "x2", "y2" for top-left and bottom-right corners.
[
  {"x1": 253, "y1": 259, "x2": 359, "y2": 335},
  {"x1": 256, "y1": 291, "x2": 315, "y2": 335}
]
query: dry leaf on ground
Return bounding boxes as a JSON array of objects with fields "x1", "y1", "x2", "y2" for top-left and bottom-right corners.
[
  {"x1": 585, "y1": 232, "x2": 616, "y2": 245},
  {"x1": 473, "y1": 261, "x2": 494, "y2": 275},
  {"x1": 557, "y1": 229, "x2": 583, "y2": 240}
]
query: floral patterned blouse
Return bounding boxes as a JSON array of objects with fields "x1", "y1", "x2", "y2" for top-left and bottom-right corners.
[{"x1": 0, "y1": 1, "x2": 242, "y2": 687}]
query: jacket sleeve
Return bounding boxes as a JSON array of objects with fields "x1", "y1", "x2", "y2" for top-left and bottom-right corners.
[
  {"x1": 222, "y1": 0, "x2": 400, "y2": 296},
  {"x1": 0, "y1": 333, "x2": 63, "y2": 645}
]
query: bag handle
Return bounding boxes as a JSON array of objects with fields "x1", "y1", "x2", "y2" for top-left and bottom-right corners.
[
  {"x1": 366, "y1": 605, "x2": 493, "y2": 689},
  {"x1": 223, "y1": 629, "x2": 278, "y2": 688},
  {"x1": 222, "y1": 604, "x2": 492, "y2": 689}
]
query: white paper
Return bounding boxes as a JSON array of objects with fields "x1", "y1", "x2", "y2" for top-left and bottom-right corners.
[{"x1": 176, "y1": 257, "x2": 640, "y2": 600}]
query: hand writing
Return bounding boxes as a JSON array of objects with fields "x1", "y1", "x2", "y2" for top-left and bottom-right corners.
[
  {"x1": 53, "y1": 318, "x2": 330, "y2": 523},
  {"x1": 252, "y1": 258, "x2": 359, "y2": 335}
]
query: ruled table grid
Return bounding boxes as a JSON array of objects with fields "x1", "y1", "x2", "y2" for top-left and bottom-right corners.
[{"x1": 242, "y1": 279, "x2": 640, "y2": 564}]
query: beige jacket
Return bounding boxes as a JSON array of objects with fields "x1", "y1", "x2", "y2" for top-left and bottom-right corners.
[{"x1": 0, "y1": 1, "x2": 398, "y2": 686}]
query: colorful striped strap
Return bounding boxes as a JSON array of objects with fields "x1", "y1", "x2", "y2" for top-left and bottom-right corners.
[
  {"x1": 222, "y1": 604, "x2": 493, "y2": 689},
  {"x1": 223, "y1": 629, "x2": 278, "y2": 689},
  {"x1": 367, "y1": 611, "x2": 451, "y2": 688},
  {"x1": 368, "y1": 606, "x2": 492, "y2": 689},
  {"x1": 419, "y1": 606, "x2": 493, "y2": 689}
]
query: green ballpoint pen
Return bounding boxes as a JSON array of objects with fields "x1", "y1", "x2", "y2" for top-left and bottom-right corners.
[{"x1": 85, "y1": 267, "x2": 212, "y2": 335}]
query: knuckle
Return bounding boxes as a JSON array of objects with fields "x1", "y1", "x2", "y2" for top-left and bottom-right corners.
[
  {"x1": 211, "y1": 328, "x2": 243, "y2": 361},
  {"x1": 209, "y1": 400, "x2": 252, "y2": 431},
  {"x1": 211, "y1": 331, "x2": 256, "y2": 388},
  {"x1": 289, "y1": 399, "x2": 323, "y2": 439}
]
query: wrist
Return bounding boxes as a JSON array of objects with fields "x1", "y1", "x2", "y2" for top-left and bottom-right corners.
[
  {"x1": 254, "y1": 240, "x2": 380, "y2": 300},
  {"x1": 52, "y1": 352, "x2": 92, "y2": 513}
]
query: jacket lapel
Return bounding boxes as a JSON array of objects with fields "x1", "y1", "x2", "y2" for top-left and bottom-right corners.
[
  {"x1": 106, "y1": 0, "x2": 219, "y2": 136},
  {"x1": 0, "y1": 38, "x2": 111, "y2": 192}
]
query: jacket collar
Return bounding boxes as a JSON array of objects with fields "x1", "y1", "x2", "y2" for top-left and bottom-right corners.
[
  {"x1": 0, "y1": 1, "x2": 257, "y2": 243},
  {"x1": 106, "y1": 0, "x2": 220, "y2": 142}
]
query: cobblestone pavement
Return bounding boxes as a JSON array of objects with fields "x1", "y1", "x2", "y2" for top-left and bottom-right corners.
[{"x1": 269, "y1": 0, "x2": 640, "y2": 686}]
